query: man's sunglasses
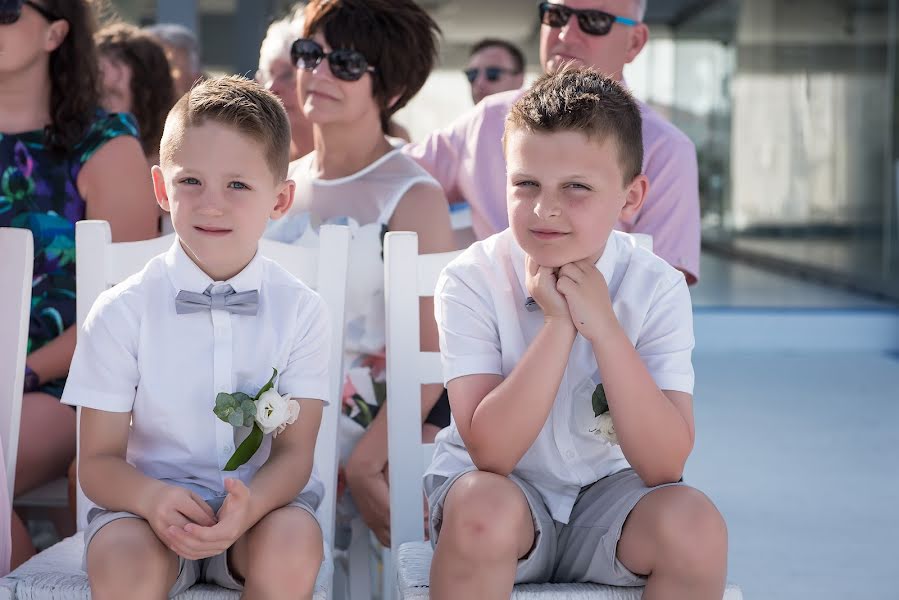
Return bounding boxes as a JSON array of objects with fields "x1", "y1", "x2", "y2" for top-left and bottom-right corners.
[
  {"x1": 464, "y1": 66, "x2": 517, "y2": 84},
  {"x1": 290, "y1": 38, "x2": 375, "y2": 82},
  {"x1": 0, "y1": 0, "x2": 61, "y2": 25},
  {"x1": 538, "y1": 2, "x2": 638, "y2": 37}
]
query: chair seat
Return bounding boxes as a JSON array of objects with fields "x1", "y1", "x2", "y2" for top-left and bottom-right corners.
[
  {"x1": 1, "y1": 532, "x2": 332, "y2": 600},
  {"x1": 396, "y1": 542, "x2": 744, "y2": 600}
]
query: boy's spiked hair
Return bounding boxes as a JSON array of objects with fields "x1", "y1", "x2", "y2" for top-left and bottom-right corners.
[
  {"x1": 504, "y1": 66, "x2": 644, "y2": 184},
  {"x1": 161, "y1": 75, "x2": 291, "y2": 180}
]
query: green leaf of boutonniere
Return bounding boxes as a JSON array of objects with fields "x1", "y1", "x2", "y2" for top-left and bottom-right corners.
[
  {"x1": 214, "y1": 393, "x2": 238, "y2": 422},
  {"x1": 254, "y1": 368, "x2": 278, "y2": 400},
  {"x1": 215, "y1": 392, "x2": 258, "y2": 428},
  {"x1": 223, "y1": 422, "x2": 264, "y2": 471},
  {"x1": 592, "y1": 384, "x2": 609, "y2": 418}
]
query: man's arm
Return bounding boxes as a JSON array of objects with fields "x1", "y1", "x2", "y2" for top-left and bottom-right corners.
[
  {"x1": 403, "y1": 111, "x2": 474, "y2": 205},
  {"x1": 627, "y1": 134, "x2": 701, "y2": 284}
]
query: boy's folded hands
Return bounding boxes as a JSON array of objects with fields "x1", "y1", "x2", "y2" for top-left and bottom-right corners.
[
  {"x1": 525, "y1": 256, "x2": 570, "y2": 322},
  {"x1": 142, "y1": 478, "x2": 251, "y2": 560},
  {"x1": 526, "y1": 255, "x2": 618, "y2": 343},
  {"x1": 166, "y1": 478, "x2": 252, "y2": 560},
  {"x1": 555, "y1": 259, "x2": 617, "y2": 343}
]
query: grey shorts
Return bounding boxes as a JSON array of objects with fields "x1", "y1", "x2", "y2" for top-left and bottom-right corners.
[
  {"x1": 425, "y1": 467, "x2": 685, "y2": 586},
  {"x1": 83, "y1": 491, "x2": 319, "y2": 597}
]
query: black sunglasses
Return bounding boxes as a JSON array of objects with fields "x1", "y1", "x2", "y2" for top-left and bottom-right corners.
[
  {"x1": 538, "y1": 2, "x2": 638, "y2": 37},
  {"x1": 464, "y1": 66, "x2": 517, "y2": 84},
  {"x1": 290, "y1": 38, "x2": 375, "y2": 83},
  {"x1": 0, "y1": 0, "x2": 61, "y2": 25}
]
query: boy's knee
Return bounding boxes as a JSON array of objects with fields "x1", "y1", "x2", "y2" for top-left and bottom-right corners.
[
  {"x1": 246, "y1": 509, "x2": 323, "y2": 591},
  {"x1": 440, "y1": 472, "x2": 530, "y2": 559},
  {"x1": 87, "y1": 520, "x2": 174, "y2": 592},
  {"x1": 655, "y1": 487, "x2": 728, "y2": 573}
]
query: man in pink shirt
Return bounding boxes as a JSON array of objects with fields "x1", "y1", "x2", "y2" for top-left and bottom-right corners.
[{"x1": 405, "y1": 0, "x2": 701, "y2": 283}]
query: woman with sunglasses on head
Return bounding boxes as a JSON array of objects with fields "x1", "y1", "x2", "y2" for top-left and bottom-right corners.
[
  {"x1": 0, "y1": 0, "x2": 158, "y2": 567},
  {"x1": 265, "y1": 0, "x2": 454, "y2": 547}
]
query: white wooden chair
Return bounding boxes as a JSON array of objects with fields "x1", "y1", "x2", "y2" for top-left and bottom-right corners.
[
  {"x1": 0, "y1": 220, "x2": 350, "y2": 600},
  {"x1": 383, "y1": 231, "x2": 743, "y2": 599},
  {"x1": 0, "y1": 228, "x2": 33, "y2": 501}
]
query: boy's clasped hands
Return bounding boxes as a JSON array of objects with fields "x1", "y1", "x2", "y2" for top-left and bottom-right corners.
[
  {"x1": 144, "y1": 478, "x2": 251, "y2": 560},
  {"x1": 526, "y1": 254, "x2": 616, "y2": 344}
]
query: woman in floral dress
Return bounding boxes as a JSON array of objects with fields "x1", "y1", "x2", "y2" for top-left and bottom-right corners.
[{"x1": 0, "y1": 0, "x2": 158, "y2": 566}]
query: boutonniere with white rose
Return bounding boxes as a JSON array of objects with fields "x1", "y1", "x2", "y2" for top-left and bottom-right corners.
[
  {"x1": 213, "y1": 368, "x2": 300, "y2": 471},
  {"x1": 590, "y1": 384, "x2": 619, "y2": 445}
]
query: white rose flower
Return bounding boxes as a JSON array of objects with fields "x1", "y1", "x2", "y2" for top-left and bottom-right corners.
[
  {"x1": 593, "y1": 412, "x2": 618, "y2": 445},
  {"x1": 256, "y1": 389, "x2": 300, "y2": 436}
]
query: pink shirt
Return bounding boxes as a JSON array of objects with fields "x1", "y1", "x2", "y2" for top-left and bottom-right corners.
[
  {"x1": 0, "y1": 445, "x2": 10, "y2": 576},
  {"x1": 403, "y1": 88, "x2": 701, "y2": 283}
]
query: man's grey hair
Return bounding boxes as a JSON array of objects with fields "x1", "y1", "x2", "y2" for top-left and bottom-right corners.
[
  {"x1": 258, "y1": 3, "x2": 305, "y2": 73},
  {"x1": 634, "y1": 0, "x2": 647, "y2": 21},
  {"x1": 143, "y1": 23, "x2": 201, "y2": 73}
]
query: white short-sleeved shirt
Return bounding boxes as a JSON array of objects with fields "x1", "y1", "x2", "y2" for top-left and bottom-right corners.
[
  {"x1": 63, "y1": 240, "x2": 331, "y2": 508},
  {"x1": 426, "y1": 229, "x2": 695, "y2": 524}
]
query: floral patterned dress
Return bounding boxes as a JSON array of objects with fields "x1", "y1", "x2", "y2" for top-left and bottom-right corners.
[{"x1": 0, "y1": 111, "x2": 140, "y2": 398}]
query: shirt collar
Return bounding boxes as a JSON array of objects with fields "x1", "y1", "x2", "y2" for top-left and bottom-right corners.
[
  {"x1": 164, "y1": 239, "x2": 265, "y2": 296},
  {"x1": 510, "y1": 230, "x2": 619, "y2": 299}
]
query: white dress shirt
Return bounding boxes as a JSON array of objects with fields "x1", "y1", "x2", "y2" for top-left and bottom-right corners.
[
  {"x1": 63, "y1": 240, "x2": 331, "y2": 508},
  {"x1": 427, "y1": 229, "x2": 695, "y2": 524}
]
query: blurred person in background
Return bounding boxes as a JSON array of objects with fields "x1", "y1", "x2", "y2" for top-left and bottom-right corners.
[
  {"x1": 465, "y1": 38, "x2": 525, "y2": 105},
  {"x1": 143, "y1": 22, "x2": 203, "y2": 98},
  {"x1": 265, "y1": 0, "x2": 453, "y2": 547},
  {"x1": 0, "y1": 0, "x2": 158, "y2": 568},
  {"x1": 96, "y1": 22, "x2": 176, "y2": 165},
  {"x1": 406, "y1": 0, "x2": 702, "y2": 284},
  {"x1": 257, "y1": 4, "x2": 314, "y2": 161}
]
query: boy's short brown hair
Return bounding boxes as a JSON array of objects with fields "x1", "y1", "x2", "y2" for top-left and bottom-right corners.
[
  {"x1": 160, "y1": 75, "x2": 290, "y2": 180},
  {"x1": 504, "y1": 67, "x2": 643, "y2": 184},
  {"x1": 303, "y1": 0, "x2": 440, "y2": 134}
]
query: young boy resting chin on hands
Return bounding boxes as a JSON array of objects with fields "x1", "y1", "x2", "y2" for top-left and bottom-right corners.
[{"x1": 425, "y1": 67, "x2": 728, "y2": 600}]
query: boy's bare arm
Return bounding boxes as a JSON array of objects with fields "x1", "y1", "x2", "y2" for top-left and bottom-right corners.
[
  {"x1": 243, "y1": 397, "x2": 323, "y2": 527},
  {"x1": 79, "y1": 408, "x2": 217, "y2": 537},
  {"x1": 449, "y1": 258, "x2": 576, "y2": 475},
  {"x1": 558, "y1": 260, "x2": 695, "y2": 486}
]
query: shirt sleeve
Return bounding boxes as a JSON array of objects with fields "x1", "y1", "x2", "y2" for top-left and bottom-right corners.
[
  {"x1": 402, "y1": 107, "x2": 479, "y2": 205},
  {"x1": 434, "y1": 264, "x2": 503, "y2": 383},
  {"x1": 628, "y1": 134, "x2": 701, "y2": 284},
  {"x1": 278, "y1": 292, "x2": 332, "y2": 404},
  {"x1": 61, "y1": 292, "x2": 140, "y2": 412},
  {"x1": 635, "y1": 275, "x2": 695, "y2": 395}
]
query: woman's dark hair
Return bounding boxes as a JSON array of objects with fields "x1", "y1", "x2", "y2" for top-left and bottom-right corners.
[
  {"x1": 42, "y1": 0, "x2": 105, "y2": 155},
  {"x1": 96, "y1": 22, "x2": 175, "y2": 158},
  {"x1": 304, "y1": 0, "x2": 441, "y2": 133}
]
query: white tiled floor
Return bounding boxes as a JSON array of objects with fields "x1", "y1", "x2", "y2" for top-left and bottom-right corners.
[
  {"x1": 688, "y1": 255, "x2": 899, "y2": 598},
  {"x1": 686, "y1": 350, "x2": 899, "y2": 600},
  {"x1": 692, "y1": 253, "x2": 894, "y2": 308}
]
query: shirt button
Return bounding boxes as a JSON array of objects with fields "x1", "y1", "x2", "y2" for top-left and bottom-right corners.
[{"x1": 566, "y1": 450, "x2": 575, "y2": 459}]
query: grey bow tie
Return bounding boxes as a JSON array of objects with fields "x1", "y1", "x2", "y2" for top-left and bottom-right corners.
[{"x1": 175, "y1": 284, "x2": 259, "y2": 316}]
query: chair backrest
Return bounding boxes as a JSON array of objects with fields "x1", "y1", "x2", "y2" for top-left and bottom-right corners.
[
  {"x1": 0, "y1": 228, "x2": 34, "y2": 498},
  {"x1": 385, "y1": 231, "x2": 654, "y2": 564},
  {"x1": 385, "y1": 232, "x2": 462, "y2": 564},
  {"x1": 73, "y1": 220, "x2": 349, "y2": 546}
]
